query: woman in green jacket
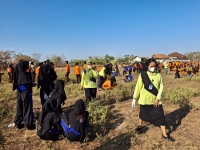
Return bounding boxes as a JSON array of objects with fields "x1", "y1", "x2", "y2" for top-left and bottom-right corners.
[
  {"x1": 80, "y1": 60, "x2": 98, "y2": 101},
  {"x1": 133, "y1": 58, "x2": 174, "y2": 142}
]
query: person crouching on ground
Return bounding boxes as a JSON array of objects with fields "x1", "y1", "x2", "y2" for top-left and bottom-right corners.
[
  {"x1": 124, "y1": 71, "x2": 133, "y2": 82},
  {"x1": 80, "y1": 60, "x2": 98, "y2": 101},
  {"x1": 133, "y1": 58, "x2": 175, "y2": 142},
  {"x1": 98, "y1": 63, "x2": 113, "y2": 91},
  {"x1": 102, "y1": 76, "x2": 117, "y2": 90},
  {"x1": 37, "y1": 98, "x2": 63, "y2": 140},
  {"x1": 49, "y1": 80, "x2": 67, "y2": 114},
  {"x1": 174, "y1": 67, "x2": 180, "y2": 79},
  {"x1": 61, "y1": 99, "x2": 89, "y2": 143}
]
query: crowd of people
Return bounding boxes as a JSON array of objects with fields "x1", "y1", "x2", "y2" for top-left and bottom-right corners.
[
  {"x1": 11, "y1": 60, "x2": 89, "y2": 142},
  {"x1": 2, "y1": 58, "x2": 200, "y2": 143}
]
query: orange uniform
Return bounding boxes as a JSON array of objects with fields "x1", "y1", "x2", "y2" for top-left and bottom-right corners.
[
  {"x1": 97, "y1": 66, "x2": 103, "y2": 73},
  {"x1": 74, "y1": 66, "x2": 81, "y2": 75},
  {"x1": 7, "y1": 67, "x2": 12, "y2": 73},
  {"x1": 7, "y1": 67, "x2": 13, "y2": 82},
  {"x1": 35, "y1": 66, "x2": 40, "y2": 76},
  {"x1": 102, "y1": 80, "x2": 113, "y2": 90},
  {"x1": 66, "y1": 64, "x2": 70, "y2": 73}
]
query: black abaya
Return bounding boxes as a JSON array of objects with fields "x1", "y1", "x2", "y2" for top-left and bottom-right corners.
[
  {"x1": 63, "y1": 99, "x2": 89, "y2": 142},
  {"x1": 13, "y1": 61, "x2": 34, "y2": 129}
]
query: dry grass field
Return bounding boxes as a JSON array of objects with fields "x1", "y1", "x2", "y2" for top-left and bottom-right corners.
[{"x1": 0, "y1": 67, "x2": 200, "y2": 150}]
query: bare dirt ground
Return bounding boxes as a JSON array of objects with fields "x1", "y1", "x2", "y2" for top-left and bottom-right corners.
[{"x1": 1, "y1": 72, "x2": 200, "y2": 150}]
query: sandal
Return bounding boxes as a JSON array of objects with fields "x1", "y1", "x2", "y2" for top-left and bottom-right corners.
[{"x1": 162, "y1": 135, "x2": 175, "y2": 142}]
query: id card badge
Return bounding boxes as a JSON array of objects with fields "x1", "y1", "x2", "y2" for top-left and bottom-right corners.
[{"x1": 149, "y1": 84, "x2": 153, "y2": 90}]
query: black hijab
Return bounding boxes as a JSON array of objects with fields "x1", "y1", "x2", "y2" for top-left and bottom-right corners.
[
  {"x1": 67, "y1": 99, "x2": 89, "y2": 136},
  {"x1": 71, "y1": 99, "x2": 85, "y2": 116},
  {"x1": 51, "y1": 80, "x2": 67, "y2": 103},
  {"x1": 13, "y1": 61, "x2": 32, "y2": 90},
  {"x1": 45, "y1": 61, "x2": 57, "y2": 81},
  {"x1": 38, "y1": 64, "x2": 51, "y2": 81},
  {"x1": 104, "y1": 63, "x2": 113, "y2": 75}
]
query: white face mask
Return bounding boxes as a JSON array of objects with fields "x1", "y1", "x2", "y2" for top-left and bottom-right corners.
[
  {"x1": 87, "y1": 65, "x2": 92, "y2": 69},
  {"x1": 149, "y1": 67, "x2": 155, "y2": 72}
]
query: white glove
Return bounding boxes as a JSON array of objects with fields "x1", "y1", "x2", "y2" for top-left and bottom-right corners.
[
  {"x1": 44, "y1": 94, "x2": 49, "y2": 100},
  {"x1": 132, "y1": 99, "x2": 136, "y2": 108},
  {"x1": 8, "y1": 123, "x2": 15, "y2": 128}
]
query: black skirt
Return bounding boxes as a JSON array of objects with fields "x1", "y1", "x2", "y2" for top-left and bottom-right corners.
[{"x1": 139, "y1": 105, "x2": 166, "y2": 126}]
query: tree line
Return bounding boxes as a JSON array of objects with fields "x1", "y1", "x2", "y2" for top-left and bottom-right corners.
[{"x1": 0, "y1": 50, "x2": 200, "y2": 69}]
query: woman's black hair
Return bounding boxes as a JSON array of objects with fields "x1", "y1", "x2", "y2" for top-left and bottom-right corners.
[
  {"x1": 75, "y1": 62, "x2": 78, "y2": 66},
  {"x1": 143, "y1": 58, "x2": 158, "y2": 72}
]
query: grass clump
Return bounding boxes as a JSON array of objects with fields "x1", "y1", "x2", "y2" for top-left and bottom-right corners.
[
  {"x1": 162, "y1": 86, "x2": 200, "y2": 106},
  {"x1": 86, "y1": 100, "x2": 113, "y2": 140}
]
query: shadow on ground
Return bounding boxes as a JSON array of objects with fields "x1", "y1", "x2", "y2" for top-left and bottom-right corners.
[
  {"x1": 94, "y1": 133, "x2": 133, "y2": 150},
  {"x1": 165, "y1": 104, "x2": 191, "y2": 133}
]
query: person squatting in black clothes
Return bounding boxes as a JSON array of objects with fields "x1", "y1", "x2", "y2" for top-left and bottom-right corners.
[
  {"x1": 38, "y1": 61, "x2": 57, "y2": 106},
  {"x1": 61, "y1": 99, "x2": 89, "y2": 143},
  {"x1": 13, "y1": 60, "x2": 36, "y2": 130},
  {"x1": 37, "y1": 98, "x2": 63, "y2": 140},
  {"x1": 49, "y1": 80, "x2": 67, "y2": 114}
]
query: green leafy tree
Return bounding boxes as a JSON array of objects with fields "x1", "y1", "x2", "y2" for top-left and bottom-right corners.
[{"x1": 141, "y1": 57, "x2": 147, "y2": 62}]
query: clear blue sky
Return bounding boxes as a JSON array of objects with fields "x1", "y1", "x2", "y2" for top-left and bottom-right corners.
[{"x1": 0, "y1": 0, "x2": 200, "y2": 61}]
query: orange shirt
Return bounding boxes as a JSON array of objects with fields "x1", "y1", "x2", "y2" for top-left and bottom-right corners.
[
  {"x1": 102, "y1": 80, "x2": 113, "y2": 90},
  {"x1": 35, "y1": 66, "x2": 40, "y2": 76},
  {"x1": 74, "y1": 66, "x2": 81, "y2": 75},
  {"x1": 98, "y1": 67, "x2": 103, "y2": 73},
  {"x1": 7, "y1": 67, "x2": 12, "y2": 73},
  {"x1": 66, "y1": 64, "x2": 70, "y2": 73}
]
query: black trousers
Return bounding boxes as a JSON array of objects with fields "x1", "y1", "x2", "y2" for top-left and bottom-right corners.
[
  {"x1": 31, "y1": 72, "x2": 36, "y2": 83},
  {"x1": 84, "y1": 88, "x2": 97, "y2": 101},
  {"x1": 65, "y1": 72, "x2": 70, "y2": 83},
  {"x1": 8, "y1": 72, "x2": 12, "y2": 83},
  {"x1": 98, "y1": 76, "x2": 106, "y2": 88},
  {"x1": 76, "y1": 74, "x2": 81, "y2": 83},
  {"x1": 14, "y1": 90, "x2": 34, "y2": 129},
  {"x1": 123, "y1": 70, "x2": 126, "y2": 75}
]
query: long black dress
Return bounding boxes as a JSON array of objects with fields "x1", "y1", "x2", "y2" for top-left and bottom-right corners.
[
  {"x1": 13, "y1": 61, "x2": 35, "y2": 129},
  {"x1": 38, "y1": 63, "x2": 57, "y2": 105}
]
